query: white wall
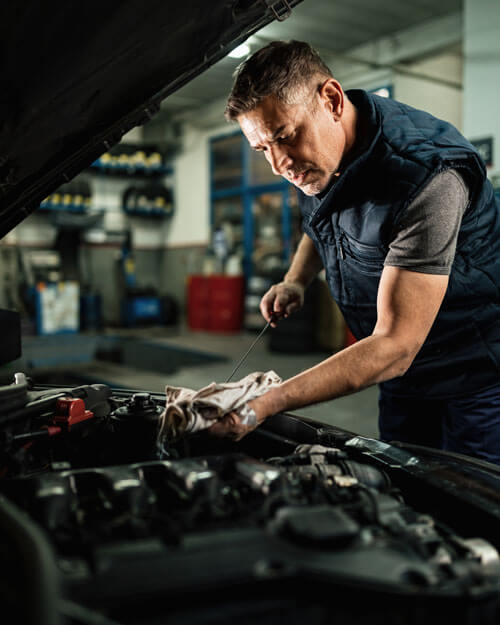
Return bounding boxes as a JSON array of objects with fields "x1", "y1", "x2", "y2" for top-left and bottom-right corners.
[
  {"x1": 168, "y1": 120, "x2": 234, "y2": 246},
  {"x1": 328, "y1": 48, "x2": 463, "y2": 132},
  {"x1": 2, "y1": 213, "x2": 56, "y2": 247},
  {"x1": 340, "y1": 69, "x2": 393, "y2": 94},
  {"x1": 393, "y1": 51, "x2": 463, "y2": 130},
  {"x1": 323, "y1": 10, "x2": 463, "y2": 131},
  {"x1": 463, "y1": 0, "x2": 500, "y2": 181}
]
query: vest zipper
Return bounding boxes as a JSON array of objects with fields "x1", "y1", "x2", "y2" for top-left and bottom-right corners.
[{"x1": 338, "y1": 237, "x2": 345, "y2": 260}]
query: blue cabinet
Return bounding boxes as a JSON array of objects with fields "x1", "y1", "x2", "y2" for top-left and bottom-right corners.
[{"x1": 210, "y1": 131, "x2": 300, "y2": 278}]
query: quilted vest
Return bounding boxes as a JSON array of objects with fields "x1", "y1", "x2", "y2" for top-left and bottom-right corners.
[{"x1": 299, "y1": 90, "x2": 500, "y2": 398}]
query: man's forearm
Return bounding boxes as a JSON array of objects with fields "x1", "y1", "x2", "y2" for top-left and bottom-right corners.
[
  {"x1": 284, "y1": 234, "x2": 323, "y2": 287},
  {"x1": 251, "y1": 332, "x2": 413, "y2": 421},
  {"x1": 247, "y1": 267, "x2": 448, "y2": 430}
]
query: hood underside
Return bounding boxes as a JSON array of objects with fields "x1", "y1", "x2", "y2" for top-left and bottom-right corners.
[{"x1": 0, "y1": 0, "x2": 301, "y2": 238}]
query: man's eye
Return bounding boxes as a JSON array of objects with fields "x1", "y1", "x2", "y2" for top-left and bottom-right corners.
[{"x1": 278, "y1": 131, "x2": 296, "y2": 144}]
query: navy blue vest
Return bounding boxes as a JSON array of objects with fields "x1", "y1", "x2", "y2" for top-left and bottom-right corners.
[{"x1": 299, "y1": 90, "x2": 500, "y2": 398}]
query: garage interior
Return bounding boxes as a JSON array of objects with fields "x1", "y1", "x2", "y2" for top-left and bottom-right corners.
[{"x1": 1, "y1": 0, "x2": 498, "y2": 442}]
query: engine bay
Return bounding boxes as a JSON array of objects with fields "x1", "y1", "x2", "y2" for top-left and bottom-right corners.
[{"x1": 2, "y1": 376, "x2": 500, "y2": 625}]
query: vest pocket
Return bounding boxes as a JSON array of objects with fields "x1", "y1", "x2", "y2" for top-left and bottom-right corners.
[
  {"x1": 336, "y1": 232, "x2": 385, "y2": 307},
  {"x1": 339, "y1": 232, "x2": 386, "y2": 276}
]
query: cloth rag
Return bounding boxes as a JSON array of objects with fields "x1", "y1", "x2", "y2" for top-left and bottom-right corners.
[{"x1": 158, "y1": 370, "x2": 282, "y2": 440}]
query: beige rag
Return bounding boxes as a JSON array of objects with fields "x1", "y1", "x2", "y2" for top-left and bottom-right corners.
[{"x1": 158, "y1": 370, "x2": 282, "y2": 440}]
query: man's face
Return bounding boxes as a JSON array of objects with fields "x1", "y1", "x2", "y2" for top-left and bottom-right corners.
[{"x1": 238, "y1": 89, "x2": 347, "y2": 196}]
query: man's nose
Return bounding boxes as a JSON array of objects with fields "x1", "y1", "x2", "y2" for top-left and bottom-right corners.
[{"x1": 267, "y1": 145, "x2": 292, "y2": 175}]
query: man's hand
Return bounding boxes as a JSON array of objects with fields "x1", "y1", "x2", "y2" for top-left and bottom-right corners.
[
  {"x1": 208, "y1": 410, "x2": 256, "y2": 441},
  {"x1": 259, "y1": 233, "x2": 323, "y2": 326},
  {"x1": 207, "y1": 397, "x2": 272, "y2": 441},
  {"x1": 260, "y1": 281, "x2": 305, "y2": 325}
]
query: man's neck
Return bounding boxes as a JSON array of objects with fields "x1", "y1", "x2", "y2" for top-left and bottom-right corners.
[
  {"x1": 339, "y1": 96, "x2": 367, "y2": 173},
  {"x1": 315, "y1": 99, "x2": 368, "y2": 199}
]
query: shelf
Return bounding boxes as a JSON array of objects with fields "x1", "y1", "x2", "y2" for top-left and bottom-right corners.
[
  {"x1": 38, "y1": 204, "x2": 89, "y2": 213},
  {"x1": 123, "y1": 207, "x2": 173, "y2": 218},
  {"x1": 37, "y1": 209, "x2": 104, "y2": 230},
  {"x1": 88, "y1": 165, "x2": 172, "y2": 178}
]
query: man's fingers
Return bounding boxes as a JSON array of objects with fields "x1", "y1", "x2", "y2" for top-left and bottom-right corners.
[
  {"x1": 208, "y1": 413, "x2": 236, "y2": 437},
  {"x1": 259, "y1": 289, "x2": 276, "y2": 323},
  {"x1": 208, "y1": 411, "x2": 248, "y2": 441},
  {"x1": 260, "y1": 281, "x2": 305, "y2": 324},
  {"x1": 274, "y1": 292, "x2": 289, "y2": 314}
]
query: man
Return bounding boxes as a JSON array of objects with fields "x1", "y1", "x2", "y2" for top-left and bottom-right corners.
[{"x1": 209, "y1": 40, "x2": 500, "y2": 464}]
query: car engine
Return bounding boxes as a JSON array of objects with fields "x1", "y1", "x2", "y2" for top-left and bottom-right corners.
[{"x1": 1, "y1": 375, "x2": 500, "y2": 625}]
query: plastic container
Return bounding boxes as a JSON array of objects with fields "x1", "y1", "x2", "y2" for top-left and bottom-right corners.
[
  {"x1": 187, "y1": 275, "x2": 244, "y2": 332},
  {"x1": 208, "y1": 275, "x2": 245, "y2": 332},
  {"x1": 226, "y1": 254, "x2": 243, "y2": 276},
  {"x1": 187, "y1": 275, "x2": 210, "y2": 330}
]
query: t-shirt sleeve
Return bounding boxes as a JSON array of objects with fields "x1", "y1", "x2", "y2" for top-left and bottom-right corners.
[{"x1": 384, "y1": 169, "x2": 469, "y2": 275}]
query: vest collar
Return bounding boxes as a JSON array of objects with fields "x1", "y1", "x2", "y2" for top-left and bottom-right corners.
[{"x1": 309, "y1": 90, "x2": 381, "y2": 227}]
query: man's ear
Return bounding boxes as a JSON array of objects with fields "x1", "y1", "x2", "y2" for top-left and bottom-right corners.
[{"x1": 318, "y1": 78, "x2": 344, "y2": 120}]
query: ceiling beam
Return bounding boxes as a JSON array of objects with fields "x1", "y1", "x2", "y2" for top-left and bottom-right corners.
[{"x1": 253, "y1": 10, "x2": 462, "y2": 79}]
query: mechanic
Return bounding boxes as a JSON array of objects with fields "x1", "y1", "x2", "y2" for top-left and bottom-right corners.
[{"x1": 209, "y1": 40, "x2": 500, "y2": 465}]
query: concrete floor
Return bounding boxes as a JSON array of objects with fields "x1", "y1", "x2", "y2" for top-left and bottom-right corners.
[{"x1": 86, "y1": 324, "x2": 380, "y2": 439}]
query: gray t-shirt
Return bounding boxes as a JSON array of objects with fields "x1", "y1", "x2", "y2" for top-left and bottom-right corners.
[{"x1": 384, "y1": 169, "x2": 469, "y2": 275}]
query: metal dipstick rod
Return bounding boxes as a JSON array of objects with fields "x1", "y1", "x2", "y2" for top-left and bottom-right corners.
[{"x1": 225, "y1": 315, "x2": 275, "y2": 383}]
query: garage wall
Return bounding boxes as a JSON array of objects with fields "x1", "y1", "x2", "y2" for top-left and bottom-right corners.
[
  {"x1": 393, "y1": 51, "x2": 463, "y2": 131},
  {"x1": 1, "y1": 117, "x2": 238, "y2": 323},
  {"x1": 340, "y1": 49, "x2": 463, "y2": 131},
  {"x1": 463, "y1": 0, "x2": 500, "y2": 182},
  {"x1": 169, "y1": 124, "x2": 212, "y2": 245},
  {"x1": 157, "y1": 120, "x2": 235, "y2": 311}
]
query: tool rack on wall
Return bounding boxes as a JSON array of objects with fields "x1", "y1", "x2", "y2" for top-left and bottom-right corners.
[
  {"x1": 38, "y1": 143, "x2": 175, "y2": 220},
  {"x1": 90, "y1": 142, "x2": 174, "y2": 218}
]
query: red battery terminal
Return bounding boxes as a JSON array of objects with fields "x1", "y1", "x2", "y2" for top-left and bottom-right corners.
[{"x1": 53, "y1": 398, "x2": 94, "y2": 431}]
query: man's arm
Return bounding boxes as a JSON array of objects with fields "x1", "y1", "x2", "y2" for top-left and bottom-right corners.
[
  {"x1": 260, "y1": 233, "x2": 323, "y2": 325},
  {"x1": 209, "y1": 266, "x2": 449, "y2": 439},
  {"x1": 252, "y1": 169, "x2": 469, "y2": 420},
  {"x1": 250, "y1": 266, "x2": 449, "y2": 423}
]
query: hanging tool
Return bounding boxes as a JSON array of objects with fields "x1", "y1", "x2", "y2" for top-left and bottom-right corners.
[{"x1": 225, "y1": 314, "x2": 276, "y2": 383}]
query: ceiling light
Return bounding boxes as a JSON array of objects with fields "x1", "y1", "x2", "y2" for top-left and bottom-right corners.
[{"x1": 229, "y1": 43, "x2": 250, "y2": 59}]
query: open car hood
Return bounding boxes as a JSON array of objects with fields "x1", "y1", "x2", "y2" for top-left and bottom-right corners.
[{"x1": 0, "y1": 0, "x2": 301, "y2": 239}]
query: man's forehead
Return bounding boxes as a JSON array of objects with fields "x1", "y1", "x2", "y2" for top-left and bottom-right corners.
[{"x1": 238, "y1": 96, "x2": 300, "y2": 142}]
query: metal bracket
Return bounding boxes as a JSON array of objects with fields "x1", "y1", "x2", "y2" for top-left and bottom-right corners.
[{"x1": 262, "y1": 0, "x2": 292, "y2": 22}]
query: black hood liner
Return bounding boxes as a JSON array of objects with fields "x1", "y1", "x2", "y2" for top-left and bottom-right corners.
[{"x1": 0, "y1": 0, "x2": 301, "y2": 238}]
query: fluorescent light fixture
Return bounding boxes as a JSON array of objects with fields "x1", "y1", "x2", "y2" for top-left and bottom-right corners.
[{"x1": 229, "y1": 43, "x2": 250, "y2": 59}]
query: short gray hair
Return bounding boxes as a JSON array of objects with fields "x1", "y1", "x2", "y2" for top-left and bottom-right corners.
[{"x1": 225, "y1": 40, "x2": 333, "y2": 121}]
